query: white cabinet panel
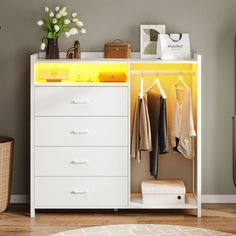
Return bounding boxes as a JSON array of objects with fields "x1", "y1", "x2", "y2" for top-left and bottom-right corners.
[
  {"x1": 35, "y1": 147, "x2": 128, "y2": 176},
  {"x1": 35, "y1": 87, "x2": 128, "y2": 116},
  {"x1": 35, "y1": 117, "x2": 128, "y2": 146},
  {"x1": 35, "y1": 177, "x2": 128, "y2": 207}
]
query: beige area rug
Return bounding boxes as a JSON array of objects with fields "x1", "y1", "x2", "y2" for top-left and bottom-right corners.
[{"x1": 51, "y1": 224, "x2": 235, "y2": 236}]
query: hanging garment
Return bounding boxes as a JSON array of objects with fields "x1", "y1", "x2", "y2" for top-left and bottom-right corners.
[
  {"x1": 168, "y1": 85, "x2": 196, "y2": 159},
  {"x1": 131, "y1": 96, "x2": 152, "y2": 163},
  {"x1": 147, "y1": 90, "x2": 168, "y2": 178}
]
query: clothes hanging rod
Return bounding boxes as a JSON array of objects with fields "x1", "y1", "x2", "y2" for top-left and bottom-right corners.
[{"x1": 131, "y1": 70, "x2": 195, "y2": 76}]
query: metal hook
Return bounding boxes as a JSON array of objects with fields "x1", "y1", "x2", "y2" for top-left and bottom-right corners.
[{"x1": 140, "y1": 72, "x2": 144, "y2": 99}]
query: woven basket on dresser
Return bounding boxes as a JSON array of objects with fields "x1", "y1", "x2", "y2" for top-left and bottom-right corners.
[{"x1": 0, "y1": 137, "x2": 14, "y2": 212}]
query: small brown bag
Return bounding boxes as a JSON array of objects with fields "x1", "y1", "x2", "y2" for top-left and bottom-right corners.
[
  {"x1": 98, "y1": 72, "x2": 127, "y2": 83},
  {"x1": 104, "y1": 39, "x2": 131, "y2": 58}
]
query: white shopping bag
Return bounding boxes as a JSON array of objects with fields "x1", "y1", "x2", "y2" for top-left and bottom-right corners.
[{"x1": 157, "y1": 33, "x2": 191, "y2": 60}]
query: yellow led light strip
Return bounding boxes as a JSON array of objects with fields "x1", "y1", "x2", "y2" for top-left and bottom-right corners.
[{"x1": 35, "y1": 63, "x2": 129, "y2": 83}]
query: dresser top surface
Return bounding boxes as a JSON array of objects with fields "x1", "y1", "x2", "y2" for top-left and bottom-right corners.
[{"x1": 31, "y1": 52, "x2": 201, "y2": 64}]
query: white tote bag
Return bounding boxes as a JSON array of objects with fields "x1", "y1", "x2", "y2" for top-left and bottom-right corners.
[{"x1": 157, "y1": 33, "x2": 191, "y2": 60}]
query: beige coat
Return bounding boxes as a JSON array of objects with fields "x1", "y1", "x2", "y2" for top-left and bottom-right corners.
[
  {"x1": 131, "y1": 97, "x2": 152, "y2": 163},
  {"x1": 168, "y1": 85, "x2": 196, "y2": 159}
]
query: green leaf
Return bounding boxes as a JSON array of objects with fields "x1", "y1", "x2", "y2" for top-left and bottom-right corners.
[{"x1": 47, "y1": 32, "x2": 53, "y2": 38}]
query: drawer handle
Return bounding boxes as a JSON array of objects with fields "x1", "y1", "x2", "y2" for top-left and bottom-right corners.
[
  {"x1": 71, "y1": 99, "x2": 90, "y2": 104},
  {"x1": 71, "y1": 130, "x2": 89, "y2": 135},
  {"x1": 71, "y1": 189, "x2": 89, "y2": 194},
  {"x1": 71, "y1": 160, "x2": 90, "y2": 164}
]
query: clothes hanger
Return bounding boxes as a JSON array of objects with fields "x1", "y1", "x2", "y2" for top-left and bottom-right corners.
[
  {"x1": 174, "y1": 72, "x2": 188, "y2": 90},
  {"x1": 145, "y1": 72, "x2": 167, "y2": 99},
  {"x1": 139, "y1": 72, "x2": 144, "y2": 99}
]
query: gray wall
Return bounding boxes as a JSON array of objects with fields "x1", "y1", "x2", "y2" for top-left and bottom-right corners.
[{"x1": 0, "y1": 0, "x2": 236, "y2": 195}]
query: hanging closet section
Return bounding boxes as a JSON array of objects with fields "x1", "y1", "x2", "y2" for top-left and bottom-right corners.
[{"x1": 130, "y1": 62, "x2": 199, "y2": 209}]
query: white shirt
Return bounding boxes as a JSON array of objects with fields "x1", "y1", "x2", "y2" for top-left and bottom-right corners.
[{"x1": 168, "y1": 85, "x2": 196, "y2": 159}]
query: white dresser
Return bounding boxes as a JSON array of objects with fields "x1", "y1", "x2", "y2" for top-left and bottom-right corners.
[
  {"x1": 31, "y1": 58, "x2": 130, "y2": 216},
  {"x1": 31, "y1": 52, "x2": 202, "y2": 218}
]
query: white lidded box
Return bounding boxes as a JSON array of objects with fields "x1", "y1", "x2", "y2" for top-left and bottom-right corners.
[{"x1": 141, "y1": 180, "x2": 186, "y2": 205}]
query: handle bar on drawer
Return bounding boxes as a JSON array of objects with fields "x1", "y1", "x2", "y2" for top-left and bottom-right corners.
[
  {"x1": 71, "y1": 99, "x2": 90, "y2": 104},
  {"x1": 71, "y1": 189, "x2": 89, "y2": 194},
  {"x1": 71, "y1": 130, "x2": 89, "y2": 135},
  {"x1": 71, "y1": 160, "x2": 90, "y2": 164}
]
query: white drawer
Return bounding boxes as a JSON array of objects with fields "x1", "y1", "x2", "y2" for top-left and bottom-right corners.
[
  {"x1": 35, "y1": 177, "x2": 128, "y2": 207},
  {"x1": 35, "y1": 117, "x2": 128, "y2": 146},
  {"x1": 34, "y1": 87, "x2": 128, "y2": 116},
  {"x1": 35, "y1": 147, "x2": 128, "y2": 176}
]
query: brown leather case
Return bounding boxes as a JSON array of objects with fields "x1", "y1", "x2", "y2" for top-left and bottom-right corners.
[
  {"x1": 98, "y1": 72, "x2": 127, "y2": 83},
  {"x1": 104, "y1": 39, "x2": 131, "y2": 58}
]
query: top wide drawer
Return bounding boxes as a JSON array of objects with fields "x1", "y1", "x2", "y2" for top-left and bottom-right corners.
[{"x1": 34, "y1": 87, "x2": 128, "y2": 116}]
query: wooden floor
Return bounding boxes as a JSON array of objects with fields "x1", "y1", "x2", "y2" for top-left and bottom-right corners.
[{"x1": 0, "y1": 204, "x2": 235, "y2": 236}]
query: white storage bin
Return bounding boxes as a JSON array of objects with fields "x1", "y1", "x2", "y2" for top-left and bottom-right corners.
[{"x1": 141, "y1": 180, "x2": 186, "y2": 205}]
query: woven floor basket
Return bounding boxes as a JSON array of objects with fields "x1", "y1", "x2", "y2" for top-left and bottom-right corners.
[{"x1": 0, "y1": 137, "x2": 14, "y2": 212}]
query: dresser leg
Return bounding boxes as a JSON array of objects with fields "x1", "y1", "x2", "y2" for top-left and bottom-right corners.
[
  {"x1": 197, "y1": 208, "x2": 202, "y2": 218},
  {"x1": 30, "y1": 208, "x2": 35, "y2": 218}
]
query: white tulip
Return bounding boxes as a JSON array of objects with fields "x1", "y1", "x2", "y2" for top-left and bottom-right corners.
[
  {"x1": 49, "y1": 11, "x2": 54, "y2": 17},
  {"x1": 80, "y1": 28, "x2": 86, "y2": 34},
  {"x1": 56, "y1": 13, "x2": 62, "y2": 19},
  {"x1": 62, "y1": 12, "x2": 67, "y2": 16},
  {"x1": 55, "y1": 6, "x2": 60, "y2": 12},
  {"x1": 72, "y1": 12, "x2": 77, "y2": 18},
  {"x1": 69, "y1": 27, "x2": 79, "y2": 35},
  {"x1": 76, "y1": 20, "x2": 84, "y2": 27},
  {"x1": 52, "y1": 18, "x2": 57, "y2": 24},
  {"x1": 65, "y1": 32, "x2": 70, "y2": 38},
  {"x1": 37, "y1": 20, "x2": 44, "y2": 26},
  {"x1": 44, "y1": 6, "x2": 49, "y2": 12},
  {"x1": 72, "y1": 18, "x2": 78, "y2": 23},
  {"x1": 40, "y1": 42, "x2": 46, "y2": 50},
  {"x1": 54, "y1": 25, "x2": 60, "y2": 32},
  {"x1": 64, "y1": 19, "x2": 70, "y2": 25},
  {"x1": 59, "y1": 7, "x2": 66, "y2": 15}
]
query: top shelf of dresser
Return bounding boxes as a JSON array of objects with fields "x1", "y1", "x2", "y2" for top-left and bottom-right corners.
[{"x1": 31, "y1": 52, "x2": 201, "y2": 64}]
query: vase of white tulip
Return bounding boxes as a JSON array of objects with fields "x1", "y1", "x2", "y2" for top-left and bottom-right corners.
[{"x1": 37, "y1": 6, "x2": 86, "y2": 59}]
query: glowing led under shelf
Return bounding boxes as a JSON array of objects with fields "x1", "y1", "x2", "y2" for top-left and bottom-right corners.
[{"x1": 35, "y1": 63, "x2": 129, "y2": 83}]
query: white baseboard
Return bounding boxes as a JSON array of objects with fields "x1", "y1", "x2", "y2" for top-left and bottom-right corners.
[
  {"x1": 10, "y1": 194, "x2": 236, "y2": 204},
  {"x1": 202, "y1": 195, "x2": 236, "y2": 203},
  {"x1": 10, "y1": 195, "x2": 29, "y2": 204}
]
